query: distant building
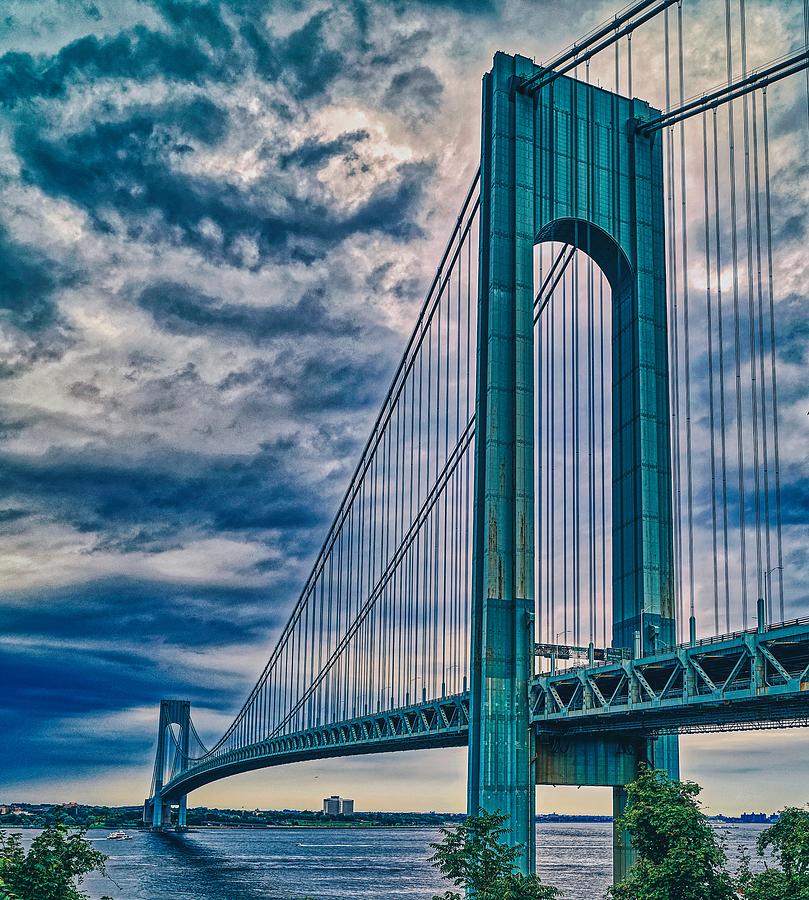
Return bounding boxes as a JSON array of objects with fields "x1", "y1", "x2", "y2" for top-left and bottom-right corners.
[
  {"x1": 740, "y1": 812, "x2": 769, "y2": 823},
  {"x1": 323, "y1": 795, "x2": 355, "y2": 815}
]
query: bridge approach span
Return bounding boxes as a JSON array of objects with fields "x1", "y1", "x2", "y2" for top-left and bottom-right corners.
[{"x1": 151, "y1": 619, "x2": 809, "y2": 810}]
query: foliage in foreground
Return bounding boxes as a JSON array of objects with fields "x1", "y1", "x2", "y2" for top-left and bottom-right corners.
[
  {"x1": 608, "y1": 765, "x2": 736, "y2": 900},
  {"x1": 429, "y1": 809, "x2": 560, "y2": 900},
  {"x1": 736, "y1": 805, "x2": 809, "y2": 900},
  {"x1": 0, "y1": 823, "x2": 111, "y2": 900}
]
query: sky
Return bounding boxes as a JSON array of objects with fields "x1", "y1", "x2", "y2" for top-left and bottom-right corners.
[{"x1": 0, "y1": 0, "x2": 807, "y2": 817}]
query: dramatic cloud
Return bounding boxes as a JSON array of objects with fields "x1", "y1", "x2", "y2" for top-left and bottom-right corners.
[{"x1": 0, "y1": 0, "x2": 807, "y2": 815}]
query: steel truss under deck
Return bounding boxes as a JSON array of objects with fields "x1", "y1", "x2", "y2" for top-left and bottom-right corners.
[
  {"x1": 154, "y1": 619, "x2": 808, "y2": 808},
  {"x1": 156, "y1": 694, "x2": 469, "y2": 802},
  {"x1": 531, "y1": 618, "x2": 809, "y2": 735}
]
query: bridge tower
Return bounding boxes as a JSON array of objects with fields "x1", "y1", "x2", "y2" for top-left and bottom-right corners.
[
  {"x1": 144, "y1": 698, "x2": 191, "y2": 829},
  {"x1": 468, "y1": 52, "x2": 677, "y2": 879}
]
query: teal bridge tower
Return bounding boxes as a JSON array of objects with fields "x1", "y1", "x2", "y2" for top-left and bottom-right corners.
[
  {"x1": 146, "y1": 9, "x2": 809, "y2": 885},
  {"x1": 469, "y1": 52, "x2": 676, "y2": 879}
]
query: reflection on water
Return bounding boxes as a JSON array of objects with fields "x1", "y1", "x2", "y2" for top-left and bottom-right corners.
[{"x1": 31, "y1": 821, "x2": 766, "y2": 900}]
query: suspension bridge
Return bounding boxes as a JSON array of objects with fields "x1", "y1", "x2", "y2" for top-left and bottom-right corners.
[{"x1": 144, "y1": 0, "x2": 809, "y2": 883}]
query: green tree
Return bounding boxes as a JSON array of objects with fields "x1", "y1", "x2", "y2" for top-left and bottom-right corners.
[
  {"x1": 429, "y1": 809, "x2": 560, "y2": 900},
  {"x1": 736, "y1": 806, "x2": 809, "y2": 900},
  {"x1": 0, "y1": 823, "x2": 112, "y2": 900},
  {"x1": 609, "y1": 766, "x2": 735, "y2": 900}
]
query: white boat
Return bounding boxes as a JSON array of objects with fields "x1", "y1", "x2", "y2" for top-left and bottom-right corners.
[{"x1": 105, "y1": 830, "x2": 132, "y2": 841}]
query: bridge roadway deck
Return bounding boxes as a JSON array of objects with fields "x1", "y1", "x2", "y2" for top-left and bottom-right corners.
[{"x1": 159, "y1": 619, "x2": 809, "y2": 802}]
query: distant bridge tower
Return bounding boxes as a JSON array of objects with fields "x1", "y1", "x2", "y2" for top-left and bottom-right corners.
[
  {"x1": 467, "y1": 52, "x2": 677, "y2": 878},
  {"x1": 144, "y1": 699, "x2": 191, "y2": 829}
]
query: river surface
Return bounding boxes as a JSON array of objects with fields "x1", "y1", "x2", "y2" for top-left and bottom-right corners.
[{"x1": 26, "y1": 822, "x2": 768, "y2": 899}]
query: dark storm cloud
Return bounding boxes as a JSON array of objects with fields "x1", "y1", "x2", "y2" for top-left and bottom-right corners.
[
  {"x1": 772, "y1": 292, "x2": 809, "y2": 368},
  {"x1": 0, "y1": 443, "x2": 325, "y2": 545},
  {"x1": 278, "y1": 10, "x2": 345, "y2": 97},
  {"x1": 219, "y1": 348, "x2": 395, "y2": 415},
  {"x1": 376, "y1": 0, "x2": 496, "y2": 11},
  {"x1": 136, "y1": 282, "x2": 360, "y2": 340},
  {"x1": 0, "y1": 581, "x2": 272, "y2": 779},
  {"x1": 278, "y1": 129, "x2": 370, "y2": 171},
  {"x1": 383, "y1": 65, "x2": 444, "y2": 123},
  {"x1": 0, "y1": 226, "x2": 64, "y2": 329},
  {"x1": 0, "y1": 0, "x2": 482, "y2": 796},
  {"x1": 0, "y1": 507, "x2": 30, "y2": 525},
  {"x1": 779, "y1": 476, "x2": 809, "y2": 526},
  {"x1": 16, "y1": 108, "x2": 432, "y2": 264},
  {"x1": 0, "y1": 2, "x2": 397, "y2": 109},
  {"x1": 0, "y1": 579, "x2": 284, "y2": 660},
  {"x1": 0, "y1": 28, "x2": 217, "y2": 105}
]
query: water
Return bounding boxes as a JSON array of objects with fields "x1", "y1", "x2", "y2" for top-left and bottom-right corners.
[{"x1": 23, "y1": 822, "x2": 767, "y2": 899}]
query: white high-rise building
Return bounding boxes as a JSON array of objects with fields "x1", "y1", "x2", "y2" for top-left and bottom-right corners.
[{"x1": 323, "y1": 795, "x2": 355, "y2": 815}]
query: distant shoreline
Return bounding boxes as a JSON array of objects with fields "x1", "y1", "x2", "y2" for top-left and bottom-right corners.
[{"x1": 0, "y1": 803, "x2": 778, "y2": 831}]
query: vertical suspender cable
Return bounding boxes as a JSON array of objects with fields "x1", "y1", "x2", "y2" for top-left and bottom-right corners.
[
  {"x1": 588, "y1": 253, "x2": 595, "y2": 642},
  {"x1": 573, "y1": 73, "x2": 581, "y2": 646},
  {"x1": 356, "y1": 485, "x2": 364, "y2": 717},
  {"x1": 586, "y1": 60, "x2": 596, "y2": 645},
  {"x1": 665, "y1": 7, "x2": 685, "y2": 639},
  {"x1": 369, "y1": 451, "x2": 379, "y2": 710},
  {"x1": 627, "y1": 34, "x2": 633, "y2": 98},
  {"x1": 574, "y1": 248, "x2": 580, "y2": 645},
  {"x1": 677, "y1": 0, "x2": 696, "y2": 629},
  {"x1": 739, "y1": 0, "x2": 764, "y2": 608},
  {"x1": 441, "y1": 285, "x2": 449, "y2": 695},
  {"x1": 599, "y1": 271, "x2": 607, "y2": 648},
  {"x1": 538, "y1": 242, "x2": 544, "y2": 648},
  {"x1": 455, "y1": 244, "x2": 463, "y2": 689},
  {"x1": 346, "y1": 503, "x2": 355, "y2": 717},
  {"x1": 702, "y1": 111, "x2": 721, "y2": 635},
  {"x1": 465, "y1": 231, "x2": 472, "y2": 669},
  {"x1": 548, "y1": 253, "x2": 555, "y2": 645},
  {"x1": 416, "y1": 340, "x2": 424, "y2": 699},
  {"x1": 712, "y1": 110, "x2": 732, "y2": 631},
  {"x1": 425, "y1": 321, "x2": 432, "y2": 697},
  {"x1": 378, "y1": 424, "x2": 388, "y2": 709},
  {"x1": 408, "y1": 369, "x2": 416, "y2": 700},
  {"x1": 804, "y1": 0, "x2": 809, "y2": 134},
  {"x1": 751, "y1": 91, "x2": 774, "y2": 620},
  {"x1": 396, "y1": 390, "x2": 404, "y2": 703},
  {"x1": 562, "y1": 260, "x2": 568, "y2": 644},
  {"x1": 725, "y1": 0, "x2": 749, "y2": 625},
  {"x1": 761, "y1": 90, "x2": 785, "y2": 620}
]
